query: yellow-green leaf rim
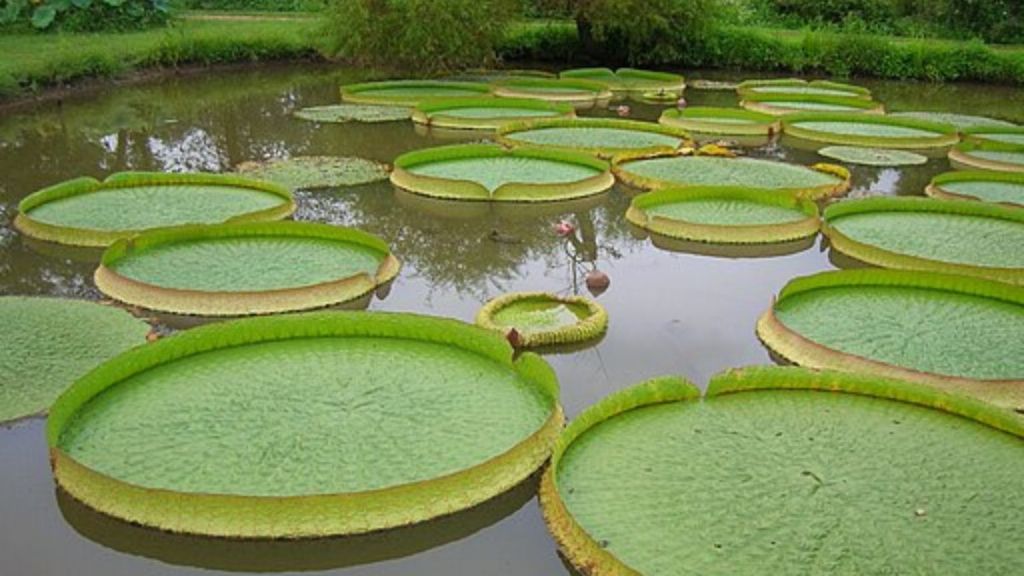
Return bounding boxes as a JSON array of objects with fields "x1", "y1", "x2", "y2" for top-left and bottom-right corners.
[
  {"x1": 475, "y1": 291, "x2": 608, "y2": 348},
  {"x1": 782, "y1": 112, "x2": 959, "y2": 149},
  {"x1": 48, "y1": 311, "x2": 564, "y2": 539},
  {"x1": 411, "y1": 97, "x2": 575, "y2": 131},
  {"x1": 659, "y1": 107, "x2": 781, "y2": 137},
  {"x1": 340, "y1": 80, "x2": 491, "y2": 106},
  {"x1": 94, "y1": 221, "x2": 401, "y2": 316}
]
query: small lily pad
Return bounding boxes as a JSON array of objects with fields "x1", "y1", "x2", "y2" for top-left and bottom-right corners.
[
  {"x1": 293, "y1": 105, "x2": 411, "y2": 124},
  {"x1": 818, "y1": 146, "x2": 928, "y2": 167},
  {"x1": 236, "y1": 156, "x2": 391, "y2": 190}
]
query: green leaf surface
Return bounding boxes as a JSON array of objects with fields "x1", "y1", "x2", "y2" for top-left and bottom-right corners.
[
  {"x1": 890, "y1": 112, "x2": 1017, "y2": 131},
  {"x1": 818, "y1": 146, "x2": 928, "y2": 166},
  {"x1": 0, "y1": 297, "x2": 149, "y2": 424},
  {"x1": 934, "y1": 173, "x2": 1024, "y2": 205},
  {"x1": 25, "y1": 183, "x2": 283, "y2": 231},
  {"x1": 829, "y1": 208, "x2": 1024, "y2": 269},
  {"x1": 505, "y1": 127, "x2": 682, "y2": 150},
  {"x1": 491, "y1": 301, "x2": 588, "y2": 334},
  {"x1": 646, "y1": 198, "x2": 808, "y2": 225},
  {"x1": 438, "y1": 107, "x2": 561, "y2": 120},
  {"x1": 56, "y1": 319, "x2": 553, "y2": 497},
  {"x1": 555, "y1": 375, "x2": 1024, "y2": 575},
  {"x1": 407, "y1": 156, "x2": 601, "y2": 192},
  {"x1": 774, "y1": 284, "x2": 1024, "y2": 380},
  {"x1": 235, "y1": 156, "x2": 390, "y2": 190},
  {"x1": 109, "y1": 234, "x2": 382, "y2": 292},
  {"x1": 967, "y1": 149, "x2": 1024, "y2": 166},
  {"x1": 293, "y1": 105, "x2": 411, "y2": 124},
  {"x1": 747, "y1": 85, "x2": 859, "y2": 97},
  {"x1": 619, "y1": 156, "x2": 839, "y2": 189},
  {"x1": 790, "y1": 121, "x2": 940, "y2": 138}
]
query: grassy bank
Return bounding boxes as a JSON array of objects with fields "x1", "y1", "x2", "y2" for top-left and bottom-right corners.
[
  {"x1": 4, "y1": 14, "x2": 1024, "y2": 104},
  {"x1": 501, "y1": 21, "x2": 1024, "y2": 85},
  {"x1": 0, "y1": 15, "x2": 320, "y2": 101}
]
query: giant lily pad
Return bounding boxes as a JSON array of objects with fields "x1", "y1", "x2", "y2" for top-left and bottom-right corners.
[
  {"x1": 559, "y1": 68, "x2": 685, "y2": 94},
  {"x1": 889, "y1": 111, "x2": 1017, "y2": 131},
  {"x1": 823, "y1": 197, "x2": 1024, "y2": 284},
  {"x1": 491, "y1": 78, "x2": 613, "y2": 108},
  {"x1": 949, "y1": 141, "x2": 1024, "y2": 172},
  {"x1": 963, "y1": 126, "x2": 1024, "y2": 146},
  {"x1": 0, "y1": 297, "x2": 150, "y2": 424},
  {"x1": 737, "y1": 78, "x2": 871, "y2": 99},
  {"x1": 48, "y1": 312, "x2": 563, "y2": 538},
  {"x1": 541, "y1": 367, "x2": 1024, "y2": 576},
  {"x1": 614, "y1": 155, "x2": 850, "y2": 199},
  {"x1": 340, "y1": 80, "x2": 491, "y2": 106},
  {"x1": 15, "y1": 172, "x2": 294, "y2": 247},
  {"x1": 927, "y1": 170, "x2": 1024, "y2": 206},
  {"x1": 626, "y1": 187, "x2": 819, "y2": 244},
  {"x1": 95, "y1": 222, "x2": 400, "y2": 316},
  {"x1": 757, "y1": 270, "x2": 1024, "y2": 410},
  {"x1": 411, "y1": 97, "x2": 574, "y2": 131},
  {"x1": 818, "y1": 146, "x2": 928, "y2": 166},
  {"x1": 391, "y1": 144, "x2": 614, "y2": 202},
  {"x1": 741, "y1": 93, "x2": 884, "y2": 115},
  {"x1": 293, "y1": 104, "x2": 411, "y2": 124},
  {"x1": 659, "y1": 107, "x2": 781, "y2": 137},
  {"x1": 497, "y1": 118, "x2": 689, "y2": 159},
  {"x1": 235, "y1": 156, "x2": 390, "y2": 190},
  {"x1": 476, "y1": 292, "x2": 607, "y2": 349},
  {"x1": 783, "y1": 112, "x2": 959, "y2": 149}
]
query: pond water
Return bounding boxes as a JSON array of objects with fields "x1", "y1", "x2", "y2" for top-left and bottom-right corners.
[{"x1": 2, "y1": 64, "x2": 1023, "y2": 575}]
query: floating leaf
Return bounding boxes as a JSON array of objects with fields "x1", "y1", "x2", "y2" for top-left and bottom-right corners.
[
  {"x1": 0, "y1": 297, "x2": 150, "y2": 424},
  {"x1": 340, "y1": 80, "x2": 490, "y2": 106},
  {"x1": 96, "y1": 222, "x2": 400, "y2": 316},
  {"x1": 542, "y1": 366, "x2": 1024, "y2": 576},
  {"x1": 927, "y1": 170, "x2": 1024, "y2": 206},
  {"x1": 476, "y1": 292, "x2": 607, "y2": 349},
  {"x1": 412, "y1": 97, "x2": 573, "y2": 131},
  {"x1": 15, "y1": 172, "x2": 294, "y2": 247},
  {"x1": 823, "y1": 197, "x2": 1024, "y2": 284},
  {"x1": 235, "y1": 156, "x2": 390, "y2": 190},
  {"x1": 890, "y1": 111, "x2": 1017, "y2": 131},
  {"x1": 497, "y1": 118, "x2": 688, "y2": 159},
  {"x1": 392, "y1": 144, "x2": 613, "y2": 202},
  {"x1": 783, "y1": 112, "x2": 959, "y2": 149},
  {"x1": 49, "y1": 311, "x2": 563, "y2": 538},
  {"x1": 758, "y1": 270, "x2": 1024, "y2": 408},
  {"x1": 818, "y1": 146, "x2": 928, "y2": 166},
  {"x1": 559, "y1": 68, "x2": 685, "y2": 93},
  {"x1": 293, "y1": 104, "x2": 411, "y2": 124},
  {"x1": 660, "y1": 107, "x2": 780, "y2": 137}
]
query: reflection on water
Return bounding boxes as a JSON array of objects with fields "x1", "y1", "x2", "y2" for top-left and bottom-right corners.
[
  {"x1": 2, "y1": 64, "x2": 1023, "y2": 576},
  {"x1": 57, "y1": 474, "x2": 541, "y2": 573}
]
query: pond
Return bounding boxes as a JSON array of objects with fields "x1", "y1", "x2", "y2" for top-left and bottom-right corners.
[{"x1": 2, "y1": 64, "x2": 1023, "y2": 575}]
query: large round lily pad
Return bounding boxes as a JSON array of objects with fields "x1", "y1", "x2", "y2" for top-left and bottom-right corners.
[
  {"x1": 889, "y1": 111, "x2": 1017, "y2": 131},
  {"x1": 497, "y1": 118, "x2": 689, "y2": 159},
  {"x1": 741, "y1": 93, "x2": 884, "y2": 115},
  {"x1": 927, "y1": 170, "x2": 1024, "y2": 206},
  {"x1": 293, "y1": 104, "x2": 411, "y2": 124},
  {"x1": 235, "y1": 156, "x2": 390, "y2": 190},
  {"x1": 818, "y1": 146, "x2": 928, "y2": 166},
  {"x1": 48, "y1": 312, "x2": 563, "y2": 538},
  {"x1": 757, "y1": 270, "x2": 1024, "y2": 410},
  {"x1": 14, "y1": 172, "x2": 294, "y2": 247},
  {"x1": 541, "y1": 367, "x2": 1024, "y2": 576},
  {"x1": 963, "y1": 126, "x2": 1024, "y2": 146},
  {"x1": 614, "y1": 155, "x2": 850, "y2": 199},
  {"x1": 0, "y1": 297, "x2": 150, "y2": 424},
  {"x1": 737, "y1": 78, "x2": 871, "y2": 99},
  {"x1": 783, "y1": 112, "x2": 959, "y2": 149},
  {"x1": 491, "y1": 78, "x2": 613, "y2": 107},
  {"x1": 476, "y1": 292, "x2": 607, "y2": 349},
  {"x1": 823, "y1": 197, "x2": 1024, "y2": 284},
  {"x1": 340, "y1": 80, "x2": 491, "y2": 106},
  {"x1": 559, "y1": 68, "x2": 685, "y2": 94},
  {"x1": 411, "y1": 97, "x2": 574, "y2": 131},
  {"x1": 391, "y1": 144, "x2": 614, "y2": 202},
  {"x1": 626, "y1": 187, "x2": 820, "y2": 244},
  {"x1": 659, "y1": 107, "x2": 780, "y2": 137},
  {"x1": 949, "y1": 143, "x2": 1024, "y2": 172},
  {"x1": 95, "y1": 222, "x2": 401, "y2": 316}
]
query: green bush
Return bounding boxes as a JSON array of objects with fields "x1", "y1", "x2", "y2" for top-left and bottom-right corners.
[
  {"x1": 0, "y1": 0, "x2": 172, "y2": 32},
  {"x1": 177, "y1": 0, "x2": 323, "y2": 10},
  {"x1": 320, "y1": 0, "x2": 518, "y2": 74}
]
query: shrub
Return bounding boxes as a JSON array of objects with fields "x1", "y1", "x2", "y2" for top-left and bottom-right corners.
[
  {"x1": 177, "y1": 0, "x2": 324, "y2": 10},
  {"x1": 0, "y1": 0, "x2": 172, "y2": 32},
  {"x1": 320, "y1": 0, "x2": 518, "y2": 74}
]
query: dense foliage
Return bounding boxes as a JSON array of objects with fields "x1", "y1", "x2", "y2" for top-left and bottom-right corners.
[
  {"x1": 320, "y1": 0, "x2": 518, "y2": 73},
  {"x1": 177, "y1": 0, "x2": 323, "y2": 10},
  {"x1": 733, "y1": 0, "x2": 1024, "y2": 44},
  {"x1": 0, "y1": 0, "x2": 172, "y2": 32}
]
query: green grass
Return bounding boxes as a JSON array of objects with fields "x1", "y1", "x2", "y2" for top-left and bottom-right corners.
[{"x1": 0, "y1": 15, "x2": 320, "y2": 100}]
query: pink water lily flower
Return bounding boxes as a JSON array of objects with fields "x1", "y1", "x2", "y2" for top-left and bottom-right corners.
[{"x1": 554, "y1": 220, "x2": 575, "y2": 236}]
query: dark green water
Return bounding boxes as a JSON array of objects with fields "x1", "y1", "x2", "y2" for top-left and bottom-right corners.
[{"x1": 2, "y1": 64, "x2": 1022, "y2": 575}]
